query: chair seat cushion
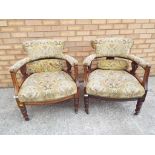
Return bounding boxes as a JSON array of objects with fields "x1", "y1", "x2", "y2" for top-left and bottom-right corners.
[
  {"x1": 86, "y1": 69, "x2": 145, "y2": 99},
  {"x1": 18, "y1": 71, "x2": 77, "y2": 102}
]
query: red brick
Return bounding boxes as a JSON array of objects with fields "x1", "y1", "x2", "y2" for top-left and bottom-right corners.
[
  {"x1": 60, "y1": 20, "x2": 75, "y2": 25},
  {"x1": 76, "y1": 20, "x2": 91, "y2": 24},
  {"x1": 43, "y1": 20, "x2": 59, "y2": 25},
  {"x1": 25, "y1": 20, "x2": 42, "y2": 25},
  {"x1": 0, "y1": 33, "x2": 10, "y2": 38},
  {"x1": 8, "y1": 20, "x2": 24, "y2": 26},
  {"x1": 52, "y1": 26, "x2": 67, "y2": 31},
  {"x1": 28, "y1": 32, "x2": 44, "y2": 37},
  {"x1": 99, "y1": 24, "x2": 113, "y2": 29},
  {"x1": 35, "y1": 26, "x2": 51, "y2": 31},
  {"x1": 0, "y1": 20, "x2": 7, "y2": 26},
  {"x1": 92, "y1": 20, "x2": 106, "y2": 24},
  {"x1": 68, "y1": 25, "x2": 83, "y2": 30},
  {"x1": 84, "y1": 25, "x2": 98, "y2": 30},
  {"x1": 12, "y1": 32, "x2": 27, "y2": 38}
]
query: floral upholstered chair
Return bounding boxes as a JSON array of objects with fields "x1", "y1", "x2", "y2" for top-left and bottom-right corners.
[
  {"x1": 10, "y1": 39, "x2": 79, "y2": 121},
  {"x1": 83, "y1": 37, "x2": 151, "y2": 115}
]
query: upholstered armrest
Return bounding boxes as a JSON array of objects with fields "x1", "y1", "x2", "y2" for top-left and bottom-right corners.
[
  {"x1": 9, "y1": 57, "x2": 31, "y2": 73},
  {"x1": 63, "y1": 55, "x2": 78, "y2": 66},
  {"x1": 83, "y1": 54, "x2": 96, "y2": 66},
  {"x1": 125, "y1": 54, "x2": 151, "y2": 68}
]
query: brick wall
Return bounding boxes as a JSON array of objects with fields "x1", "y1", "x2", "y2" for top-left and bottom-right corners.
[{"x1": 0, "y1": 19, "x2": 155, "y2": 87}]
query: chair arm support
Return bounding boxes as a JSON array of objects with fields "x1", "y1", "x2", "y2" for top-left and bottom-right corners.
[
  {"x1": 142, "y1": 66, "x2": 151, "y2": 90},
  {"x1": 83, "y1": 65, "x2": 90, "y2": 87},
  {"x1": 9, "y1": 57, "x2": 31, "y2": 73},
  {"x1": 83, "y1": 54, "x2": 96, "y2": 66},
  {"x1": 72, "y1": 65, "x2": 79, "y2": 87}
]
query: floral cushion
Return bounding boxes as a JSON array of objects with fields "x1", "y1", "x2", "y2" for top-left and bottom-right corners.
[
  {"x1": 97, "y1": 59, "x2": 128, "y2": 70},
  {"x1": 26, "y1": 59, "x2": 63, "y2": 74},
  {"x1": 18, "y1": 71, "x2": 77, "y2": 102},
  {"x1": 86, "y1": 69, "x2": 145, "y2": 99},
  {"x1": 23, "y1": 39, "x2": 64, "y2": 60},
  {"x1": 91, "y1": 37, "x2": 133, "y2": 57}
]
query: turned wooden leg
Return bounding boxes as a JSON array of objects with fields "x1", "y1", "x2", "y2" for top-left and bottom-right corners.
[
  {"x1": 74, "y1": 98, "x2": 79, "y2": 114},
  {"x1": 17, "y1": 100, "x2": 29, "y2": 121},
  {"x1": 84, "y1": 94, "x2": 89, "y2": 114},
  {"x1": 134, "y1": 99, "x2": 143, "y2": 115}
]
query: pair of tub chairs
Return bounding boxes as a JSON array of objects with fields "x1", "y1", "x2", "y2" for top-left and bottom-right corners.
[{"x1": 10, "y1": 38, "x2": 151, "y2": 121}]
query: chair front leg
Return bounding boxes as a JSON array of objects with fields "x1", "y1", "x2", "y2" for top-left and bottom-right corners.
[
  {"x1": 72, "y1": 64, "x2": 79, "y2": 114},
  {"x1": 135, "y1": 99, "x2": 143, "y2": 115},
  {"x1": 83, "y1": 65, "x2": 90, "y2": 114},
  {"x1": 74, "y1": 98, "x2": 79, "y2": 114},
  {"x1": 134, "y1": 90, "x2": 147, "y2": 115},
  {"x1": 16, "y1": 99, "x2": 29, "y2": 121}
]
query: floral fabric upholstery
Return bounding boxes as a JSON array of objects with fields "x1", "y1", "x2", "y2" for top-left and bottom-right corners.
[
  {"x1": 83, "y1": 54, "x2": 97, "y2": 66},
  {"x1": 23, "y1": 39, "x2": 64, "y2": 60},
  {"x1": 98, "y1": 59, "x2": 128, "y2": 70},
  {"x1": 9, "y1": 57, "x2": 31, "y2": 72},
  {"x1": 62, "y1": 55, "x2": 78, "y2": 66},
  {"x1": 125, "y1": 54, "x2": 150, "y2": 68},
  {"x1": 91, "y1": 37, "x2": 133, "y2": 57},
  {"x1": 26, "y1": 59, "x2": 63, "y2": 74},
  {"x1": 18, "y1": 71, "x2": 77, "y2": 102},
  {"x1": 86, "y1": 69, "x2": 145, "y2": 99}
]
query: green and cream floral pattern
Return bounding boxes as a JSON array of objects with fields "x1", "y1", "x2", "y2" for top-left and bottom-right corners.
[
  {"x1": 86, "y1": 69, "x2": 145, "y2": 98},
  {"x1": 9, "y1": 57, "x2": 31, "y2": 72},
  {"x1": 26, "y1": 59, "x2": 63, "y2": 74},
  {"x1": 18, "y1": 71, "x2": 77, "y2": 102},
  {"x1": 83, "y1": 54, "x2": 97, "y2": 66},
  {"x1": 63, "y1": 55, "x2": 78, "y2": 66},
  {"x1": 23, "y1": 39, "x2": 64, "y2": 60},
  {"x1": 125, "y1": 54, "x2": 150, "y2": 68},
  {"x1": 98, "y1": 59, "x2": 128, "y2": 70},
  {"x1": 91, "y1": 37, "x2": 133, "y2": 57}
]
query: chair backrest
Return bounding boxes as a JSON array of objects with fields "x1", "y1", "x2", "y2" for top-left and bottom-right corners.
[
  {"x1": 91, "y1": 37, "x2": 133, "y2": 70},
  {"x1": 23, "y1": 39, "x2": 64, "y2": 74},
  {"x1": 91, "y1": 37, "x2": 133, "y2": 57}
]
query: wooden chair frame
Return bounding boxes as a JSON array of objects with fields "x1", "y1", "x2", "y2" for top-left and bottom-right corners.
[
  {"x1": 83, "y1": 56, "x2": 151, "y2": 115},
  {"x1": 10, "y1": 57, "x2": 79, "y2": 121}
]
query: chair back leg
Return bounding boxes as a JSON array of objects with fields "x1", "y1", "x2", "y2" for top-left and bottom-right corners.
[
  {"x1": 84, "y1": 94, "x2": 89, "y2": 114},
  {"x1": 74, "y1": 98, "x2": 79, "y2": 114}
]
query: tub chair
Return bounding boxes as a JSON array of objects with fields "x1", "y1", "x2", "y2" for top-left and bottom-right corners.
[
  {"x1": 10, "y1": 39, "x2": 79, "y2": 121},
  {"x1": 83, "y1": 37, "x2": 151, "y2": 115}
]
